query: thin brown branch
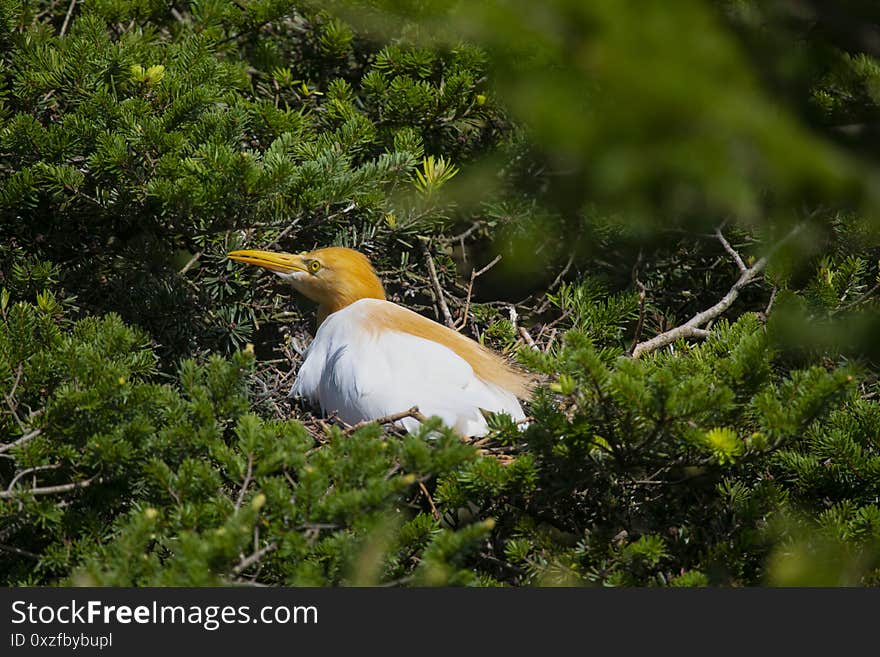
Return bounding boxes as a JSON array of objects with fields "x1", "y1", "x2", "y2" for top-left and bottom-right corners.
[
  {"x1": 6, "y1": 464, "x2": 61, "y2": 492},
  {"x1": 543, "y1": 328, "x2": 557, "y2": 352},
  {"x1": 344, "y1": 407, "x2": 427, "y2": 434},
  {"x1": 418, "y1": 482, "x2": 441, "y2": 521},
  {"x1": 7, "y1": 363, "x2": 23, "y2": 400},
  {"x1": 456, "y1": 276, "x2": 475, "y2": 331},
  {"x1": 216, "y1": 18, "x2": 275, "y2": 46},
  {"x1": 537, "y1": 253, "x2": 575, "y2": 314},
  {"x1": 3, "y1": 365, "x2": 26, "y2": 432},
  {"x1": 421, "y1": 244, "x2": 456, "y2": 328},
  {"x1": 628, "y1": 281, "x2": 647, "y2": 356},
  {"x1": 0, "y1": 544, "x2": 40, "y2": 560},
  {"x1": 763, "y1": 285, "x2": 779, "y2": 318},
  {"x1": 518, "y1": 326, "x2": 538, "y2": 350},
  {"x1": 232, "y1": 541, "x2": 278, "y2": 576},
  {"x1": 0, "y1": 474, "x2": 101, "y2": 500},
  {"x1": 715, "y1": 228, "x2": 747, "y2": 273},
  {"x1": 59, "y1": 0, "x2": 76, "y2": 36},
  {"x1": 455, "y1": 255, "x2": 503, "y2": 331},
  {"x1": 632, "y1": 271, "x2": 757, "y2": 357},
  {"x1": 178, "y1": 250, "x2": 203, "y2": 275},
  {"x1": 0, "y1": 429, "x2": 41, "y2": 455},
  {"x1": 632, "y1": 224, "x2": 803, "y2": 358},
  {"x1": 833, "y1": 281, "x2": 880, "y2": 315},
  {"x1": 260, "y1": 219, "x2": 301, "y2": 250},
  {"x1": 472, "y1": 254, "x2": 503, "y2": 279},
  {"x1": 234, "y1": 453, "x2": 254, "y2": 511},
  {"x1": 442, "y1": 221, "x2": 484, "y2": 244},
  {"x1": 258, "y1": 206, "x2": 356, "y2": 252}
]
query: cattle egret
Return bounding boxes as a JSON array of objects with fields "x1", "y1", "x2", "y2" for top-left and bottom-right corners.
[{"x1": 227, "y1": 247, "x2": 532, "y2": 436}]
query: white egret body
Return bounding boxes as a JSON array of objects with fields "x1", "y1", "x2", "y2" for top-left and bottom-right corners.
[{"x1": 228, "y1": 247, "x2": 531, "y2": 436}]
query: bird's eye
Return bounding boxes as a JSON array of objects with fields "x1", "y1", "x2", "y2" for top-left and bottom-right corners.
[{"x1": 308, "y1": 260, "x2": 322, "y2": 273}]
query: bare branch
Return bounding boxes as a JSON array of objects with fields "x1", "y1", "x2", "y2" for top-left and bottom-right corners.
[
  {"x1": 632, "y1": 266, "x2": 762, "y2": 357},
  {"x1": 627, "y1": 281, "x2": 647, "y2": 356},
  {"x1": 234, "y1": 453, "x2": 254, "y2": 511},
  {"x1": 715, "y1": 228, "x2": 747, "y2": 273},
  {"x1": 0, "y1": 429, "x2": 41, "y2": 455},
  {"x1": 537, "y1": 253, "x2": 575, "y2": 314},
  {"x1": 418, "y1": 482, "x2": 441, "y2": 521},
  {"x1": 456, "y1": 255, "x2": 502, "y2": 331},
  {"x1": 232, "y1": 541, "x2": 278, "y2": 576},
  {"x1": 442, "y1": 221, "x2": 483, "y2": 245},
  {"x1": 472, "y1": 254, "x2": 503, "y2": 279},
  {"x1": 519, "y1": 325, "x2": 538, "y2": 350},
  {"x1": 178, "y1": 250, "x2": 203, "y2": 275},
  {"x1": 764, "y1": 286, "x2": 779, "y2": 318},
  {"x1": 6, "y1": 464, "x2": 61, "y2": 493},
  {"x1": 0, "y1": 474, "x2": 101, "y2": 500},
  {"x1": 7, "y1": 364, "x2": 23, "y2": 400},
  {"x1": 543, "y1": 328, "x2": 557, "y2": 352},
  {"x1": 456, "y1": 277, "x2": 475, "y2": 331},
  {"x1": 59, "y1": 0, "x2": 77, "y2": 36},
  {"x1": 0, "y1": 544, "x2": 40, "y2": 560},
  {"x1": 3, "y1": 365, "x2": 26, "y2": 432},
  {"x1": 632, "y1": 224, "x2": 803, "y2": 358},
  {"x1": 344, "y1": 407, "x2": 427, "y2": 434},
  {"x1": 421, "y1": 244, "x2": 456, "y2": 328},
  {"x1": 833, "y1": 281, "x2": 880, "y2": 315}
]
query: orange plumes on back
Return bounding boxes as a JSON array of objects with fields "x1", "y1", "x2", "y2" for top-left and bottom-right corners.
[
  {"x1": 305, "y1": 248, "x2": 532, "y2": 399},
  {"x1": 250, "y1": 245, "x2": 532, "y2": 399},
  {"x1": 229, "y1": 244, "x2": 531, "y2": 431},
  {"x1": 367, "y1": 302, "x2": 534, "y2": 400}
]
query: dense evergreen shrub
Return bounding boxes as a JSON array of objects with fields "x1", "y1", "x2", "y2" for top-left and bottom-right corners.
[{"x1": 2, "y1": 0, "x2": 880, "y2": 585}]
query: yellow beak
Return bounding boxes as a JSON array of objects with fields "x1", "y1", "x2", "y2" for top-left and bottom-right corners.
[{"x1": 227, "y1": 249, "x2": 307, "y2": 274}]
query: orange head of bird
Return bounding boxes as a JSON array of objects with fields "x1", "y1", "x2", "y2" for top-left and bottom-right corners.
[{"x1": 227, "y1": 246, "x2": 386, "y2": 323}]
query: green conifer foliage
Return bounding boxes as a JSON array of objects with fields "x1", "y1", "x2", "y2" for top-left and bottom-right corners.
[
  {"x1": 2, "y1": 1, "x2": 880, "y2": 586},
  {"x1": 0, "y1": 0, "x2": 505, "y2": 359}
]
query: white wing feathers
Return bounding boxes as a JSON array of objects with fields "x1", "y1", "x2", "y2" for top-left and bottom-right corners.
[{"x1": 290, "y1": 299, "x2": 525, "y2": 437}]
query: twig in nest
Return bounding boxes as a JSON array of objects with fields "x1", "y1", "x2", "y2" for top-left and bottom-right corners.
[
  {"x1": 456, "y1": 255, "x2": 503, "y2": 331},
  {"x1": 543, "y1": 328, "x2": 557, "y2": 352},
  {"x1": 344, "y1": 407, "x2": 427, "y2": 434},
  {"x1": 421, "y1": 244, "x2": 456, "y2": 328},
  {"x1": 519, "y1": 326, "x2": 538, "y2": 350}
]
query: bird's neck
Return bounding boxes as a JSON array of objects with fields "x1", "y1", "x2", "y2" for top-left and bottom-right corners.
[{"x1": 316, "y1": 277, "x2": 386, "y2": 326}]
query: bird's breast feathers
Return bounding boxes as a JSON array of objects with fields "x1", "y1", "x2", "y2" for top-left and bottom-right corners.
[{"x1": 290, "y1": 299, "x2": 530, "y2": 435}]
